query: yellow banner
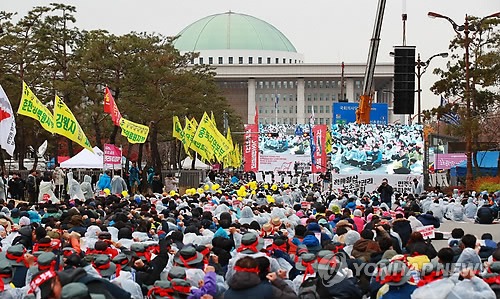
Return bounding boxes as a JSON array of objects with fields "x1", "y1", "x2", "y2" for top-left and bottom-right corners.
[
  {"x1": 18, "y1": 82, "x2": 55, "y2": 133},
  {"x1": 211, "y1": 111, "x2": 216, "y2": 127},
  {"x1": 184, "y1": 117, "x2": 212, "y2": 161},
  {"x1": 54, "y1": 95, "x2": 93, "y2": 152},
  {"x1": 193, "y1": 112, "x2": 232, "y2": 161},
  {"x1": 325, "y1": 128, "x2": 332, "y2": 154},
  {"x1": 224, "y1": 127, "x2": 233, "y2": 167},
  {"x1": 173, "y1": 116, "x2": 190, "y2": 157},
  {"x1": 119, "y1": 118, "x2": 149, "y2": 143}
]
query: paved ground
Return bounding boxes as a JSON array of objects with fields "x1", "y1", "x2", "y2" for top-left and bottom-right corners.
[{"x1": 432, "y1": 220, "x2": 500, "y2": 250}]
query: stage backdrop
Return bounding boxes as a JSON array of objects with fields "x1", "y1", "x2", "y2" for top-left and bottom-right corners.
[{"x1": 244, "y1": 124, "x2": 423, "y2": 175}]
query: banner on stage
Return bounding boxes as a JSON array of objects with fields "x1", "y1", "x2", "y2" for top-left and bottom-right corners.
[{"x1": 331, "y1": 174, "x2": 423, "y2": 194}]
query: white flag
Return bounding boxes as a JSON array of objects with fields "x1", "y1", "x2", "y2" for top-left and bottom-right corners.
[{"x1": 0, "y1": 84, "x2": 16, "y2": 156}]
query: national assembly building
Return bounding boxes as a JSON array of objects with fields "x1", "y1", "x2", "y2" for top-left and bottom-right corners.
[{"x1": 173, "y1": 12, "x2": 398, "y2": 125}]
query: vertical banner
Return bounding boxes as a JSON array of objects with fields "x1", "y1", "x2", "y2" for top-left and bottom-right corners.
[
  {"x1": 103, "y1": 144, "x2": 122, "y2": 165},
  {"x1": 244, "y1": 124, "x2": 259, "y2": 172},
  {"x1": 312, "y1": 125, "x2": 327, "y2": 173}
]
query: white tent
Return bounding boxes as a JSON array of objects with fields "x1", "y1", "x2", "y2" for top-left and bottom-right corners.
[
  {"x1": 181, "y1": 157, "x2": 210, "y2": 170},
  {"x1": 60, "y1": 146, "x2": 104, "y2": 169}
]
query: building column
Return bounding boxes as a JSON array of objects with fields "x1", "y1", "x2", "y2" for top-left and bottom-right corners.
[
  {"x1": 345, "y1": 78, "x2": 354, "y2": 102},
  {"x1": 297, "y1": 78, "x2": 305, "y2": 124},
  {"x1": 247, "y1": 78, "x2": 256, "y2": 124}
]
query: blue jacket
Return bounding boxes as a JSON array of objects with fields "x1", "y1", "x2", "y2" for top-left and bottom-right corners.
[
  {"x1": 97, "y1": 174, "x2": 111, "y2": 190},
  {"x1": 380, "y1": 283, "x2": 417, "y2": 299},
  {"x1": 223, "y1": 273, "x2": 273, "y2": 299},
  {"x1": 417, "y1": 213, "x2": 440, "y2": 228}
]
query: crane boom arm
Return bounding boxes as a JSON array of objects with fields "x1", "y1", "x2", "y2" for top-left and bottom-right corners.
[{"x1": 356, "y1": 0, "x2": 387, "y2": 124}]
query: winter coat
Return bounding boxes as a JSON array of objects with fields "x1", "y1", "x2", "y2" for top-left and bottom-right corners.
[
  {"x1": 380, "y1": 283, "x2": 417, "y2": 299},
  {"x1": 448, "y1": 202, "x2": 464, "y2": 221},
  {"x1": 405, "y1": 240, "x2": 437, "y2": 260},
  {"x1": 0, "y1": 178, "x2": 5, "y2": 201},
  {"x1": 377, "y1": 184, "x2": 393, "y2": 204},
  {"x1": 80, "y1": 175, "x2": 94, "y2": 200},
  {"x1": 392, "y1": 218, "x2": 412, "y2": 247},
  {"x1": 97, "y1": 173, "x2": 111, "y2": 191},
  {"x1": 464, "y1": 198, "x2": 478, "y2": 219},
  {"x1": 110, "y1": 175, "x2": 127, "y2": 194},
  {"x1": 325, "y1": 277, "x2": 363, "y2": 299},
  {"x1": 38, "y1": 180, "x2": 58, "y2": 203},
  {"x1": 353, "y1": 216, "x2": 365, "y2": 233},
  {"x1": 477, "y1": 205, "x2": 495, "y2": 224},
  {"x1": 352, "y1": 239, "x2": 381, "y2": 263},
  {"x1": 417, "y1": 214, "x2": 440, "y2": 228},
  {"x1": 223, "y1": 271, "x2": 297, "y2": 299}
]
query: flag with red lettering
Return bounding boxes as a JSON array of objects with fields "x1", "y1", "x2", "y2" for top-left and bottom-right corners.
[
  {"x1": 104, "y1": 86, "x2": 122, "y2": 126},
  {"x1": 244, "y1": 124, "x2": 259, "y2": 172},
  {"x1": 0, "y1": 84, "x2": 16, "y2": 156}
]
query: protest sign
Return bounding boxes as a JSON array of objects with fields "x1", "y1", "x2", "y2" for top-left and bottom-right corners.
[{"x1": 416, "y1": 225, "x2": 435, "y2": 239}]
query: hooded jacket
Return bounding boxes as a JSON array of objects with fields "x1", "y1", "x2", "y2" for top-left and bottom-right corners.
[
  {"x1": 68, "y1": 172, "x2": 85, "y2": 200},
  {"x1": 223, "y1": 271, "x2": 297, "y2": 299},
  {"x1": 417, "y1": 214, "x2": 440, "y2": 228},
  {"x1": 392, "y1": 218, "x2": 412, "y2": 247},
  {"x1": 464, "y1": 198, "x2": 477, "y2": 219},
  {"x1": 80, "y1": 175, "x2": 94, "y2": 200},
  {"x1": 38, "y1": 180, "x2": 58, "y2": 203},
  {"x1": 477, "y1": 205, "x2": 495, "y2": 224},
  {"x1": 97, "y1": 173, "x2": 111, "y2": 191}
]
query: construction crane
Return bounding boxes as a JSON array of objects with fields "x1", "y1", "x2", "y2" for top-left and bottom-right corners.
[{"x1": 355, "y1": 0, "x2": 387, "y2": 124}]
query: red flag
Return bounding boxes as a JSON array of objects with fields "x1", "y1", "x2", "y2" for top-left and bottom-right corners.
[
  {"x1": 104, "y1": 86, "x2": 122, "y2": 126},
  {"x1": 254, "y1": 103, "x2": 258, "y2": 124}
]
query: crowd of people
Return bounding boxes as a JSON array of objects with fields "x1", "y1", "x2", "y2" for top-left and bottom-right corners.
[
  {"x1": 0, "y1": 168, "x2": 498, "y2": 299},
  {"x1": 331, "y1": 124, "x2": 424, "y2": 174}
]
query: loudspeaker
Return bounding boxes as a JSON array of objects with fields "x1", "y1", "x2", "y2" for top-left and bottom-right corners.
[{"x1": 393, "y1": 46, "x2": 416, "y2": 114}]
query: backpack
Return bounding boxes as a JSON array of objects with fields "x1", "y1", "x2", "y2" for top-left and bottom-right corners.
[{"x1": 298, "y1": 276, "x2": 321, "y2": 299}]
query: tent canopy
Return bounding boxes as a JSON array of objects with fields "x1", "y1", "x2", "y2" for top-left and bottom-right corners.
[
  {"x1": 181, "y1": 157, "x2": 210, "y2": 170},
  {"x1": 453, "y1": 151, "x2": 499, "y2": 177},
  {"x1": 60, "y1": 147, "x2": 104, "y2": 169}
]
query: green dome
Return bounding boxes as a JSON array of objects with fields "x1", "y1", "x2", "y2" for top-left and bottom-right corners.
[{"x1": 174, "y1": 12, "x2": 297, "y2": 53}]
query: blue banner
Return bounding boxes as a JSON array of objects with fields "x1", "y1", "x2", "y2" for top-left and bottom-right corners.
[{"x1": 333, "y1": 103, "x2": 388, "y2": 125}]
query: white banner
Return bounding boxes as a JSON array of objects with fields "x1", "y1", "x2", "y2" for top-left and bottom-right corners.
[
  {"x1": 331, "y1": 174, "x2": 423, "y2": 194},
  {"x1": 0, "y1": 84, "x2": 16, "y2": 156}
]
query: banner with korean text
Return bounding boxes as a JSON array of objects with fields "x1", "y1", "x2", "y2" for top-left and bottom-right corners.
[
  {"x1": 54, "y1": 95, "x2": 93, "y2": 152},
  {"x1": 244, "y1": 124, "x2": 259, "y2": 172},
  {"x1": 331, "y1": 173, "x2": 423, "y2": 194},
  {"x1": 312, "y1": 125, "x2": 327, "y2": 173},
  {"x1": 103, "y1": 144, "x2": 122, "y2": 165},
  {"x1": 119, "y1": 118, "x2": 149, "y2": 144},
  {"x1": 18, "y1": 82, "x2": 55, "y2": 133}
]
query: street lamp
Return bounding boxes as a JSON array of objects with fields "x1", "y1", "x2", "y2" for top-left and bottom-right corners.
[
  {"x1": 416, "y1": 52, "x2": 448, "y2": 125},
  {"x1": 428, "y1": 11, "x2": 500, "y2": 189}
]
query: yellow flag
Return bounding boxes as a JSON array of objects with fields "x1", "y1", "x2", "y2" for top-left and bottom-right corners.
[
  {"x1": 184, "y1": 117, "x2": 212, "y2": 161},
  {"x1": 18, "y1": 82, "x2": 55, "y2": 133},
  {"x1": 193, "y1": 112, "x2": 232, "y2": 161},
  {"x1": 211, "y1": 111, "x2": 216, "y2": 127},
  {"x1": 224, "y1": 127, "x2": 234, "y2": 167},
  {"x1": 119, "y1": 118, "x2": 149, "y2": 143},
  {"x1": 173, "y1": 116, "x2": 191, "y2": 158},
  {"x1": 191, "y1": 117, "x2": 198, "y2": 129},
  {"x1": 54, "y1": 95, "x2": 93, "y2": 152},
  {"x1": 325, "y1": 128, "x2": 332, "y2": 154}
]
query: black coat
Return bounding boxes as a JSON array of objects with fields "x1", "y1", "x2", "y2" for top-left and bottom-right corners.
[
  {"x1": 405, "y1": 240, "x2": 438, "y2": 260},
  {"x1": 223, "y1": 272, "x2": 297, "y2": 299},
  {"x1": 392, "y1": 219, "x2": 412, "y2": 247},
  {"x1": 477, "y1": 205, "x2": 495, "y2": 224}
]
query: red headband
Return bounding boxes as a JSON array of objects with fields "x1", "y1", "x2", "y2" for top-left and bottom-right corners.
[
  {"x1": 234, "y1": 266, "x2": 260, "y2": 273},
  {"x1": 484, "y1": 275, "x2": 500, "y2": 285},
  {"x1": 172, "y1": 282, "x2": 191, "y2": 294},
  {"x1": 380, "y1": 271, "x2": 405, "y2": 285},
  {"x1": 28, "y1": 271, "x2": 56, "y2": 294},
  {"x1": 0, "y1": 274, "x2": 11, "y2": 292},
  {"x1": 147, "y1": 287, "x2": 175, "y2": 299},
  {"x1": 178, "y1": 254, "x2": 199, "y2": 269},
  {"x1": 38, "y1": 260, "x2": 57, "y2": 272},
  {"x1": 92, "y1": 261, "x2": 111, "y2": 277},
  {"x1": 199, "y1": 247, "x2": 210, "y2": 256},
  {"x1": 135, "y1": 251, "x2": 152, "y2": 262},
  {"x1": 6, "y1": 250, "x2": 28, "y2": 268},
  {"x1": 237, "y1": 239, "x2": 260, "y2": 253},
  {"x1": 301, "y1": 260, "x2": 316, "y2": 282}
]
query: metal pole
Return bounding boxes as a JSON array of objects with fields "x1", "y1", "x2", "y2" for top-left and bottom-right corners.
[
  {"x1": 417, "y1": 53, "x2": 422, "y2": 125},
  {"x1": 464, "y1": 15, "x2": 473, "y2": 189}
]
